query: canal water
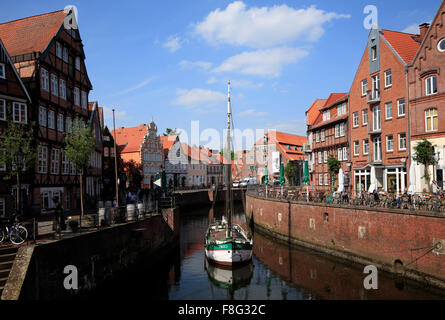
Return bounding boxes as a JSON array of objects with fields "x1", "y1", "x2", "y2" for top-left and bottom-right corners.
[{"x1": 87, "y1": 202, "x2": 445, "y2": 300}]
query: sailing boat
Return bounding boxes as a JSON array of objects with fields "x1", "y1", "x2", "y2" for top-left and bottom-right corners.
[{"x1": 204, "y1": 81, "x2": 253, "y2": 266}]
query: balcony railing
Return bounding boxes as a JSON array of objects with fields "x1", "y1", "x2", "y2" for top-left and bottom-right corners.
[
  {"x1": 367, "y1": 121, "x2": 382, "y2": 135},
  {"x1": 367, "y1": 89, "x2": 380, "y2": 104},
  {"x1": 368, "y1": 150, "x2": 382, "y2": 164}
]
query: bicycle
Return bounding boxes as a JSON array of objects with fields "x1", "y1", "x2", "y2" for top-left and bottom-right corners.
[{"x1": 0, "y1": 216, "x2": 28, "y2": 245}]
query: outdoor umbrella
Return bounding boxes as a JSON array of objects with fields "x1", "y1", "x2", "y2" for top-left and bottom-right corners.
[
  {"x1": 264, "y1": 164, "x2": 269, "y2": 185},
  {"x1": 279, "y1": 163, "x2": 285, "y2": 186},
  {"x1": 337, "y1": 168, "x2": 344, "y2": 193},
  {"x1": 368, "y1": 166, "x2": 377, "y2": 193},
  {"x1": 303, "y1": 161, "x2": 310, "y2": 186}
]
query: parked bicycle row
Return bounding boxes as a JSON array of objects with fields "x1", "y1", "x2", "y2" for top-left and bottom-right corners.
[{"x1": 247, "y1": 185, "x2": 445, "y2": 214}]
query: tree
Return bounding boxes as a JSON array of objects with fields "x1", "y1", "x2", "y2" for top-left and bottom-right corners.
[
  {"x1": 122, "y1": 159, "x2": 143, "y2": 191},
  {"x1": 284, "y1": 162, "x2": 297, "y2": 186},
  {"x1": 64, "y1": 119, "x2": 96, "y2": 218},
  {"x1": 0, "y1": 121, "x2": 35, "y2": 216},
  {"x1": 163, "y1": 128, "x2": 180, "y2": 136},
  {"x1": 413, "y1": 138, "x2": 437, "y2": 192},
  {"x1": 327, "y1": 155, "x2": 341, "y2": 191}
]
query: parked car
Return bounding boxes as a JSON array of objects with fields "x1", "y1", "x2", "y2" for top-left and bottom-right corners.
[{"x1": 232, "y1": 181, "x2": 240, "y2": 188}]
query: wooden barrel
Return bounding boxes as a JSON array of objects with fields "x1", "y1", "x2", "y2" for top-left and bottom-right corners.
[
  {"x1": 126, "y1": 204, "x2": 137, "y2": 222},
  {"x1": 137, "y1": 203, "x2": 145, "y2": 219},
  {"x1": 98, "y1": 208, "x2": 112, "y2": 226}
]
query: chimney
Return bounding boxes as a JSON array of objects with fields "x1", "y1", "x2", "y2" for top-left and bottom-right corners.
[{"x1": 419, "y1": 23, "x2": 430, "y2": 42}]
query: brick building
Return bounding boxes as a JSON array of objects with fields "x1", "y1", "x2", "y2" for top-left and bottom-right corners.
[
  {"x1": 0, "y1": 10, "x2": 94, "y2": 213},
  {"x1": 408, "y1": 1, "x2": 445, "y2": 192},
  {"x1": 349, "y1": 27, "x2": 421, "y2": 194},
  {"x1": 112, "y1": 124, "x2": 148, "y2": 165},
  {"x1": 307, "y1": 93, "x2": 350, "y2": 192},
  {"x1": 140, "y1": 120, "x2": 163, "y2": 189},
  {"x1": 0, "y1": 38, "x2": 32, "y2": 217}
]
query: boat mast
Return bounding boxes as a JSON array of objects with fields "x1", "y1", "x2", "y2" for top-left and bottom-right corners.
[{"x1": 226, "y1": 80, "x2": 233, "y2": 238}]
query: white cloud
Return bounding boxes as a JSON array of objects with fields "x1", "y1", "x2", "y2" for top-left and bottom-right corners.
[
  {"x1": 194, "y1": 1, "x2": 351, "y2": 48},
  {"x1": 213, "y1": 47, "x2": 308, "y2": 77},
  {"x1": 110, "y1": 76, "x2": 156, "y2": 97},
  {"x1": 207, "y1": 77, "x2": 218, "y2": 84},
  {"x1": 179, "y1": 60, "x2": 213, "y2": 70},
  {"x1": 163, "y1": 36, "x2": 182, "y2": 52},
  {"x1": 402, "y1": 24, "x2": 420, "y2": 34},
  {"x1": 172, "y1": 88, "x2": 226, "y2": 109},
  {"x1": 239, "y1": 109, "x2": 268, "y2": 117}
]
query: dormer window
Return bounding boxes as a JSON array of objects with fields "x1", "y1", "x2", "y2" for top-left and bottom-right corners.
[
  {"x1": 322, "y1": 110, "x2": 330, "y2": 122},
  {"x1": 371, "y1": 46, "x2": 377, "y2": 61}
]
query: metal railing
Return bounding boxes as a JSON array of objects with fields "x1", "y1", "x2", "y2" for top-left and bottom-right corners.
[{"x1": 246, "y1": 185, "x2": 445, "y2": 214}]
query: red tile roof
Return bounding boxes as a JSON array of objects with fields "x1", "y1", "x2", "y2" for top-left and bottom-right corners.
[
  {"x1": 306, "y1": 99, "x2": 327, "y2": 126},
  {"x1": 0, "y1": 10, "x2": 66, "y2": 56},
  {"x1": 381, "y1": 29, "x2": 421, "y2": 64},
  {"x1": 320, "y1": 93, "x2": 348, "y2": 111},
  {"x1": 111, "y1": 124, "x2": 148, "y2": 154},
  {"x1": 160, "y1": 135, "x2": 178, "y2": 154},
  {"x1": 254, "y1": 130, "x2": 307, "y2": 162}
]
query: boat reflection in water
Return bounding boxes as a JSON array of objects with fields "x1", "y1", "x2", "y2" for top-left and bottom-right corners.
[{"x1": 205, "y1": 259, "x2": 254, "y2": 300}]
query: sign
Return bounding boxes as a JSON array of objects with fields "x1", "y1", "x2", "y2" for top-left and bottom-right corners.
[
  {"x1": 272, "y1": 152, "x2": 280, "y2": 174},
  {"x1": 154, "y1": 178, "x2": 162, "y2": 187}
]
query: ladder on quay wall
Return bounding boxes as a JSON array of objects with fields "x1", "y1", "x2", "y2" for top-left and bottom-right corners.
[{"x1": 0, "y1": 246, "x2": 18, "y2": 297}]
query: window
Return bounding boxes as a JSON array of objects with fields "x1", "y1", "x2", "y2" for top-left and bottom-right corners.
[
  {"x1": 397, "y1": 98, "x2": 405, "y2": 117},
  {"x1": 0, "y1": 63, "x2": 5, "y2": 79},
  {"x1": 323, "y1": 111, "x2": 330, "y2": 122},
  {"x1": 56, "y1": 42, "x2": 62, "y2": 58},
  {"x1": 324, "y1": 173, "x2": 329, "y2": 186},
  {"x1": 74, "y1": 87, "x2": 80, "y2": 106},
  {"x1": 315, "y1": 131, "x2": 320, "y2": 143},
  {"x1": 372, "y1": 74, "x2": 380, "y2": 97},
  {"x1": 318, "y1": 152, "x2": 322, "y2": 164},
  {"x1": 59, "y1": 79, "x2": 66, "y2": 100},
  {"x1": 354, "y1": 141, "x2": 360, "y2": 156},
  {"x1": 104, "y1": 147, "x2": 109, "y2": 157},
  {"x1": 41, "y1": 68, "x2": 49, "y2": 91},
  {"x1": 62, "y1": 151, "x2": 69, "y2": 175},
  {"x1": 38, "y1": 145, "x2": 48, "y2": 173},
  {"x1": 321, "y1": 129, "x2": 325, "y2": 142},
  {"x1": 438, "y1": 38, "x2": 445, "y2": 52},
  {"x1": 13, "y1": 102, "x2": 27, "y2": 124},
  {"x1": 338, "y1": 148, "x2": 342, "y2": 161},
  {"x1": 319, "y1": 174, "x2": 323, "y2": 186},
  {"x1": 51, "y1": 149, "x2": 59, "y2": 175},
  {"x1": 81, "y1": 91, "x2": 87, "y2": 109},
  {"x1": 63, "y1": 47, "x2": 68, "y2": 63},
  {"x1": 39, "y1": 106, "x2": 47, "y2": 126},
  {"x1": 48, "y1": 110, "x2": 55, "y2": 129},
  {"x1": 57, "y1": 114, "x2": 64, "y2": 132},
  {"x1": 353, "y1": 112, "x2": 359, "y2": 127},
  {"x1": 335, "y1": 125, "x2": 339, "y2": 138},
  {"x1": 425, "y1": 108, "x2": 438, "y2": 132},
  {"x1": 51, "y1": 74, "x2": 58, "y2": 96},
  {"x1": 343, "y1": 147, "x2": 348, "y2": 161},
  {"x1": 399, "y1": 133, "x2": 407, "y2": 151},
  {"x1": 371, "y1": 46, "x2": 377, "y2": 61},
  {"x1": 65, "y1": 116, "x2": 72, "y2": 133},
  {"x1": 372, "y1": 105, "x2": 381, "y2": 131},
  {"x1": 373, "y1": 137, "x2": 382, "y2": 162},
  {"x1": 323, "y1": 151, "x2": 327, "y2": 163},
  {"x1": 384, "y1": 70, "x2": 392, "y2": 87},
  {"x1": 337, "y1": 103, "x2": 346, "y2": 116},
  {"x1": 75, "y1": 57, "x2": 81, "y2": 70},
  {"x1": 386, "y1": 135, "x2": 394, "y2": 152},
  {"x1": 0, "y1": 99, "x2": 5, "y2": 120},
  {"x1": 42, "y1": 190, "x2": 61, "y2": 210},
  {"x1": 339, "y1": 123, "x2": 345, "y2": 137},
  {"x1": 426, "y1": 76, "x2": 437, "y2": 95},
  {"x1": 362, "y1": 109, "x2": 368, "y2": 125},
  {"x1": 363, "y1": 139, "x2": 369, "y2": 155},
  {"x1": 361, "y1": 80, "x2": 367, "y2": 96},
  {"x1": 385, "y1": 102, "x2": 392, "y2": 120}
]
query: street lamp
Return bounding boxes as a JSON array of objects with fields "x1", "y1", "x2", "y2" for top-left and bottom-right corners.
[{"x1": 14, "y1": 147, "x2": 24, "y2": 217}]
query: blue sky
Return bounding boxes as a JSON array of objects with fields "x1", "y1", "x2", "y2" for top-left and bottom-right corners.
[{"x1": 0, "y1": 0, "x2": 440, "y2": 150}]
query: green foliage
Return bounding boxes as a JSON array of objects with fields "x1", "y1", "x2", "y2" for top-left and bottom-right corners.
[
  {"x1": 327, "y1": 155, "x2": 341, "y2": 175},
  {"x1": 64, "y1": 118, "x2": 96, "y2": 172},
  {"x1": 123, "y1": 159, "x2": 143, "y2": 190},
  {"x1": 413, "y1": 138, "x2": 437, "y2": 182},
  {"x1": 0, "y1": 120, "x2": 35, "y2": 180},
  {"x1": 284, "y1": 162, "x2": 297, "y2": 186}
]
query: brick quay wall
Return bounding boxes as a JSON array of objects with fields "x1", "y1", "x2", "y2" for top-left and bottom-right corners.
[
  {"x1": 2, "y1": 209, "x2": 179, "y2": 300},
  {"x1": 246, "y1": 194, "x2": 445, "y2": 290}
]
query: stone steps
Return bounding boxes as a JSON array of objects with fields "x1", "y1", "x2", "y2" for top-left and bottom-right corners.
[{"x1": 0, "y1": 247, "x2": 18, "y2": 297}]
